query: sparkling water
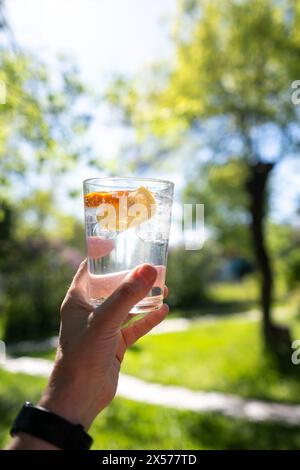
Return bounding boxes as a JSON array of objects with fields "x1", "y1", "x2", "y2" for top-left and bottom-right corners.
[{"x1": 84, "y1": 185, "x2": 173, "y2": 314}]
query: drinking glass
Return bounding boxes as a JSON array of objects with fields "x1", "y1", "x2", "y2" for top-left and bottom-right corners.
[{"x1": 83, "y1": 177, "x2": 174, "y2": 314}]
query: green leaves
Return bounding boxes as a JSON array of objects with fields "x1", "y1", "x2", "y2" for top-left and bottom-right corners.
[
  {"x1": 0, "y1": 51, "x2": 92, "y2": 191},
  {"x1": 106, "y1": 0, "x2": 300, "y2": 153}
]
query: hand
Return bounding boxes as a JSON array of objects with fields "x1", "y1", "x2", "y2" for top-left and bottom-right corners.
[{"x1": 38, "y1": 257, "x2": 169, "y2": 431}]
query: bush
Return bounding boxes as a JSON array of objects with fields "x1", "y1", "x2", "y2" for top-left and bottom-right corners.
[
  {"x1": 285, "y1": 249, "x2": 300, "y2": 290},
  {"x1": 166, "y1": 243, "x2": 220, "y2": 309},
  {"x1": 2, "y1": 237, "x2": 80, "y2": 343}
]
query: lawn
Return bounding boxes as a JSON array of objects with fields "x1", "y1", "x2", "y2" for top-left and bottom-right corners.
[
  {"x1": 208, "y1": 277, "x2": 259, "y2": 305},
  {"x1": 207, "y1": 274, "x2": 287, "y2": 306},
  {"x1": 1, "y1": 368, "x2": 300, "y2": 450},
  {"x1": 122, "y1": 312, "x2": 300, "y2": 404},
  {"x1": 2, "y1": 290, "x2": 300, "y2": 449},
  {"x1": 8, "y1": 297, "x2": 300, "y2": 404}
]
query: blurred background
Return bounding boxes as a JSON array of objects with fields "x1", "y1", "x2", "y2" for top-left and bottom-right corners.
[{"x1": 1, "y1": 0, "x2": 300, "y2": 449}]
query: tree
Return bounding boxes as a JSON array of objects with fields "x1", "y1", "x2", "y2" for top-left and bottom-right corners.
[
  {"x1": 0, "y1": 51, "x2": 91, "y2": 196},
  {"x1": 0, "y1": 0, "x2": 93, "y2": 199},
  {"x1": 184, "y1": 158, "x2": 253, "y2": 259},
  {"x1": 106, "y1": 0, "x2": 300, "y2": 357},
  {"x1": 0, "y1": 2, "x2": 93, "y2": 340}
]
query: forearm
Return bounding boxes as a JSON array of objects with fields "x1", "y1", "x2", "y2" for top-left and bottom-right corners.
[
  {"x1": 7, "y1": 432, "x2": 60, "y2": 450},
  {"x1": 6, "y1": 358, "x2": 96, "y2": 450}
]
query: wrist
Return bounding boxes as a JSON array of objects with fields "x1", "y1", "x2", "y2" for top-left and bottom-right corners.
[
  {"x1": 8, "y1": 432, "x2": 60, "y2": 450},
  {"x1": 39, "y1": 359, "x2": 97, "y2": 430},
  {"x1": 38, "y1": 395, "x2": 92, "y2": 432},
  {"x1": 9, "y1": 402, "x2": 93, "y2": 450}
]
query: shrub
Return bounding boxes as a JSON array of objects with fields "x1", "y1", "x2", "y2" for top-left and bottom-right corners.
[
  {"x1": 166, "y1": 243, "x2": 220, "y2": 309},
  {"x1": 2, "y1": 237, "x2": 81, "y2": 343}
]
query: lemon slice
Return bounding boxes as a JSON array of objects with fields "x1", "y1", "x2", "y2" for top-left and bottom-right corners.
[{"x1": 96, "y1": 185, "x2": 156, "y2": 231}]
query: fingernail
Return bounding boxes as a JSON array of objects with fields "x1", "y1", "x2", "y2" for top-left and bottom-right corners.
[{"x1": 136, "y1": 264, "x2": 157, "y2": 287}]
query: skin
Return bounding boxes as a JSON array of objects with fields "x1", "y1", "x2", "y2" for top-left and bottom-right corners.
[{"x1": 7, "y1": 254, "x2": 169, "y2": 450}]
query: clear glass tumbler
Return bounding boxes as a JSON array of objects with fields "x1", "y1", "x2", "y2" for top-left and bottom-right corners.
[{"x1": 83, "y1": 177, "x2": 174, "y2": 314}]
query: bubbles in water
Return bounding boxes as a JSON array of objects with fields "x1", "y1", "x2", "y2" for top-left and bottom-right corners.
[{"x1": 136, "y1": 194, "x2": 172, "y2": 242}]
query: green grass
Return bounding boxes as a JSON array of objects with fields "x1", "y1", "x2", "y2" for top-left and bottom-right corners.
[
  {"x1": 9, "y1": 349, "x2": 57, "y2": 360},
  {"x1": 92, "y1": 397, "x2": 300, "y2": 450},
  {"x1": 2, "y1": 291, "x2": 300, "y2": 448},
  {"x1": 208, "y1": 277, "x2": 259, "y2": 304},
  {"x1": 0, "y1": 368, "x2": 47, "y2": 447},
  {"x1": 9, "y1": 295, "x2": 300, "y2": 405},
  {"x1": 122, "y1": 314, "x2": 300, "y2": 404},
  {"x1": 204, "y1": 276, "x2": 289, "y2": 316},
  {"x1": 1, "y1": 368, "x2": 300, "y2": 450}
]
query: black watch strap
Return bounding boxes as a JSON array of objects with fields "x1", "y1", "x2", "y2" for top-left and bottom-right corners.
[{"x1": 10, "y1": 402, "x2": 93, "y2": 450}]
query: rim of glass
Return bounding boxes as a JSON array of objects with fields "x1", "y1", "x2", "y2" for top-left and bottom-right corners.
[{"x1": 83, "y1": 176, "x2": 174, "y2": 188}]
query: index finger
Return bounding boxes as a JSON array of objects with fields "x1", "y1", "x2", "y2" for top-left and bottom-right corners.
[{"x1": 86, "y1": 236, "x2": 115, "y2": 258}]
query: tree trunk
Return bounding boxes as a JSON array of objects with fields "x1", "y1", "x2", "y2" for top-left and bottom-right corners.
[{"x1": 246, "y1": 162, "x2": 291, "y2": 361}]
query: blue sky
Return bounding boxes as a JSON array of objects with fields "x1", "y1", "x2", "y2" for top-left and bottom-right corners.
[{"x1": 6, "y1": 0, "x2": 300, "y2": 227}]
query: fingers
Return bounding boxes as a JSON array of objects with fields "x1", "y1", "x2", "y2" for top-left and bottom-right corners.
[
  {"x1": 86, "y1": 236, "x2": 115, "y2": 259},
  {"x1": 70, "y1": 259, "x2": 88, "y2": 289},
  {"x1": 121, "y1": 285, "x2": 168, "y2": 328},
  {"x1": 65, "y1": 234, "x2": 115, "y2": 304},
  {"x1": 92, "y1": 264, "x2": 157, "y2": 328},
  {"x1": 61, "y1": 259, "x2": 90, "y2": 312},
  {"x1": 68, "y1": 258, "x2": 89, "y2": 300},
  {"x1": 122, "y1": 304, "x2": 169, "y2": 348}
]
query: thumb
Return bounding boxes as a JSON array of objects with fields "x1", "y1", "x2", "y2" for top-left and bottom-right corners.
[{"x1": 92, "y1": 264, "x2": 157, "y2": 328}]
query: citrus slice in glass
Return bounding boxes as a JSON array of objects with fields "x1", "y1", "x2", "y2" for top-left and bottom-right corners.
[{"x1": 84, "y1": 186, "x2": 156, "y2": 232}]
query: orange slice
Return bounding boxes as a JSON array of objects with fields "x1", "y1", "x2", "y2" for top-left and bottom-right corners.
[
  {"x1": 85, "y1": 186, "x2": 156, "y2": 231},
  {"x1": 84, "y1": 190, "x2": 129, "y2": 208}
]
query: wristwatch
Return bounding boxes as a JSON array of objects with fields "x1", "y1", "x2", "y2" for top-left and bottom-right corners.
[{"x1": 10, "y1": 402, "x2": 93, "y2": 450}]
